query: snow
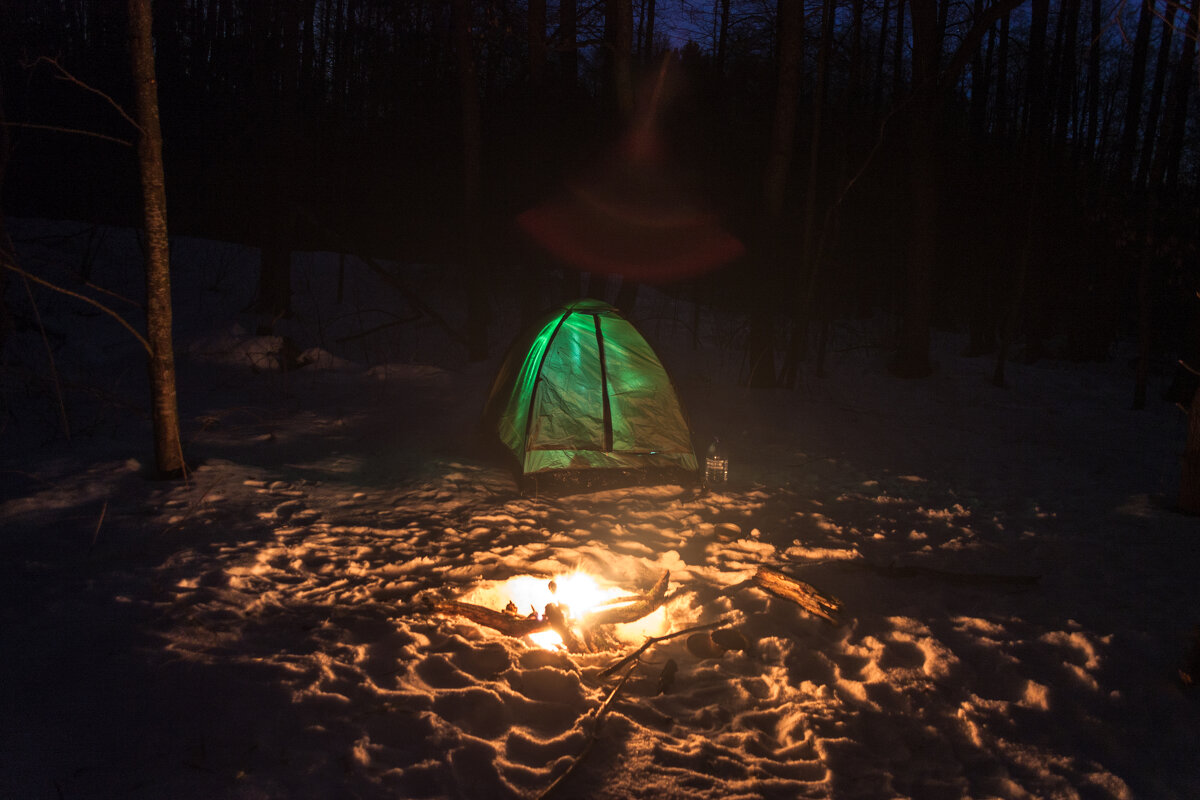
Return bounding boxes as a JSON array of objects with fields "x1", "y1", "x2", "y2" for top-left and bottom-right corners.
[{"x1": 3, "y1": 218, "x2": 1199, "y2": 799}]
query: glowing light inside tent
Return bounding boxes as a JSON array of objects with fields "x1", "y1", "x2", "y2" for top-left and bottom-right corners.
[{"x1": 460, "y1": 572, "x2": 670, "y2": 650}]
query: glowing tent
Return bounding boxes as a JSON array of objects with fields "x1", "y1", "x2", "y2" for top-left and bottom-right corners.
[{"x1": 484, "y1": 299, "x2": 699, "y2": 493}]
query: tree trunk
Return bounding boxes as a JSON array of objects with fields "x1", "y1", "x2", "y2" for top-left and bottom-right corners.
[
  {"x1": 1051, "y1": 0, "x2": 1079, "y2": 160},
  {"x1": 751, "y1": 0, "x2": 805, "y2": 389},
  {"x1": 644, "y1": 0, "x2": 656, "y2": 61},
  {"x1": 1079, "y1": 0, "x2": 1102, "y2": 166},
  {"x1": 452, "y1": 0, "x2": 489, "y2": 361},
  {"x1": 782, "y1": 0, "x2": 835, "y2": 388},
  {"x1": 1181, "y1": 385, "x2": 1200, "y2": 513},
  {"x1": 1135, "y1": 0, "x2": 1177, "y2": 189},
  {"x1": 968, "y1": 0, "x2": 991, "y2": 139},
  {"x1": 0, "y1": 76, "x2": 11, "y2": 354},
  {"x1": 1115, "y1": 0, "x2": 1153, "y2": 184},
  {"x1": 1152, "y1": 0, "x2": 1198, "y2": 194},
  {"x1": 528, "y1": 0, "x2": 546, "y2": 88},
  {"x1": 253, "y1": 0, "x2": 299, "y2": 328},
  {"x1": 128, "y1": 0, "x2": 186, "y2": 479},
  {"x1": 892, "y1": 0, "x2": 907, "y2": 101},
  {"x1": 872, "y1": 0, "x2": 891, "y2": 114},
  {"x1": 994, "y1": 0, "x2": 1048, "y2": 385},
  {"x1": 716, "y1": 0, "x2": 732, "y2": 76},
  {"x1": 560, "y1": 0, "x2": 578, "y2": 94},
  {"x1": 994, "y1": 12, "x2": 1009, "y2": 140},
  {"x1": 891, "y1": 0, "x2": 938, "y2": 379},
  {"x1": 613, "y1": 0, "x2": 634, "y2": 117},
  {"x1": 1132, "y1": 195, "x2": 1156, "y2": 409}
]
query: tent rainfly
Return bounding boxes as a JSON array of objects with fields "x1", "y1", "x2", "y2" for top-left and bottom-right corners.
[{"x1": 484, "y1": 299, "x2": 699, "y2": 492}]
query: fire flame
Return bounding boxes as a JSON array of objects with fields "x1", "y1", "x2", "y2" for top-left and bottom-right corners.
[{"x1": 460, "y1": 572, "x2": 669, "y2": 650}]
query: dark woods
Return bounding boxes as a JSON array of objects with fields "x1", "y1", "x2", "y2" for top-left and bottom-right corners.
[{"x1": 1, "y1": 0, "x2": 1198, "y2": 390}]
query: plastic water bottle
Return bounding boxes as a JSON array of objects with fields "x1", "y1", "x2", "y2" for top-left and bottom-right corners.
[{"x1": 705, "y1": 437, "x2": 728, "y2": 484}]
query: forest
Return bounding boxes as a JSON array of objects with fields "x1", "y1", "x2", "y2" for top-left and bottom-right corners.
[
  {"x1": 1, "y1": 0, "x2": 1198, "y2": 394},
  {"x1": 5, "y1": 5, "x2": 1200, "y2": 797}
]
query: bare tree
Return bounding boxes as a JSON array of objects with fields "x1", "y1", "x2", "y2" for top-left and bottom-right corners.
[
  {"x1": 1115, "y1": 0, "x2": 1154, "y2": 184},
  {"x1": 451, "y1": 0, "x2": 489, "y2": 361},
  {"x1": 749, "y1": 0, "x2": 804, "y2": 389},
  {"x1": 128, "y1": 0, "x2": 186, "y2": 478}
]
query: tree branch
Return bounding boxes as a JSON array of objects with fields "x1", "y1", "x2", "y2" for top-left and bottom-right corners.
[
  {"x1": 1, "y1": 260, "x2": 151, "y2": 354},
  {"x1": 0, "y1": 121, "x2": 133, "y2": 148},
  {"x1": 941, "y1": 0, "x2": 1030, "y2": 89},
  {"x1": 32, "y1": 56, "x2": 142, "y2": 134}
]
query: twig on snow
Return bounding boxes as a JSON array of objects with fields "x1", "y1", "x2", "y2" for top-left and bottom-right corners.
[
  {"x1": 91, "y1": 500, "x2": 107, "y2": 548},
  {"x1": 596, "y1": 620, "x2": 726, "y2": 680},
  {"x1": 538, "y1": 660, "x2": 637, "y2": 800}
]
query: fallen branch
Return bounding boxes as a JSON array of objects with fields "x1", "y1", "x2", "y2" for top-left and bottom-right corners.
[
  {"x1": 596, "y1": 620, "x2": 726, "y2": 680},
  {"x1": 433, "y1": 600, "x2": 549, "y2": 638},
  {"x1": 752, "y1": 566, "x2": 842, "y2": 625},
  {"x1": 538, "y1": 660, "x2": 637, "y2": 800}
]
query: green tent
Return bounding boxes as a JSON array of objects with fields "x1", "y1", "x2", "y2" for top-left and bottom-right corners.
[{"x1": 484, "y1": 299, "x2": 699, "y2": 492}]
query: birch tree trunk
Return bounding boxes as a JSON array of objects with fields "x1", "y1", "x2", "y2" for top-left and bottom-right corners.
[{"x1": 128, "y1": 0, "x2": 186, "y2": 478}]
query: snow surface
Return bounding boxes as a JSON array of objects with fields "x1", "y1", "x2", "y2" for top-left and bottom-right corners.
[{"x1": 3, "y1": 218, "x2": 1199, "y2": 799}]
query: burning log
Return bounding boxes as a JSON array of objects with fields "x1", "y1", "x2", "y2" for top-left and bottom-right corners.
[
  {"x1": 583, "y1": 570, "x2": 670, "y2": 627},
  {"x1": 435, "y1": 570, "x2": 672, "y2": 652},
  {"x1": 752, "y1": 566, "x2": 842, "y2": 625},
  {"x1": 433, "y1": 600, "x2": 550, "y2": 638}
]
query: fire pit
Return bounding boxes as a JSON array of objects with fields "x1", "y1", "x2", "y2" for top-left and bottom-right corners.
[{"x1": 440, "y1": 570, "x2": 672, "y2": 652}]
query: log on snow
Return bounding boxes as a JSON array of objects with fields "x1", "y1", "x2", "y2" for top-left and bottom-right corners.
[
  {"x1": 752, "y1": 566, "x2": 842, "y2": 625},
  {"x1": 434, "y1": 600, "x2": 549, "y2": 638}
]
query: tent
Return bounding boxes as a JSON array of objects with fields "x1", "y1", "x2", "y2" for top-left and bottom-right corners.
[{"x1": 484, "y1": 299, "x2": 699, "y2": 492}]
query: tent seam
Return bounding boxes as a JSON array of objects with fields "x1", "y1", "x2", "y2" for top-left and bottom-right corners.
[
  {"x1": 521, "y1": 309, "x2": 572, "y2": 467},
  {"x1": 593, "y1": 313, "x2": 614, "y2": 452}
]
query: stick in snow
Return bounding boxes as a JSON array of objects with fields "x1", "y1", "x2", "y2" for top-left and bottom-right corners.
[
  {"x1": 596, "y1": 620, "x2": 727, "y2": 680},
  {"x1": 752, "y1": 566, "x2": 842, "y2": 625},
  {"x1": 538, "y1": 660, "x2": 637, "y2": 800}
]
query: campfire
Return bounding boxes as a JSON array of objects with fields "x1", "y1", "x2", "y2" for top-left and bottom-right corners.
[
  {"x1": 443, "y1": 570, "x2": 673, "y2": 652},
  {"x1": 435, "y1": 564, "x2": 841, "y2": 656}
]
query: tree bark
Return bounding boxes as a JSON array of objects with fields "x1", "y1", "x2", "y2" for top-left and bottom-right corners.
[
  {"x1": 528, "y1": 0, "x2": 546, "y2": 88},
  {"x1": 1115, "y1": 0, "x2": 1153, "y2": 184},
  {"x1": 872, "y1": 0, "x2": 891, "y2": 113},
  {"x1": 1135, "y1": 0, "x2": 1177, "y2": 189},
  {"x1": 891, "y1": 0, "x2": 938, "y2": 379},
  {"x1": 1079, "y1": 0, "x2": 1102, "y2": 166},
  {"x1": 892, "y1": 0, "x2": 907, "y2": 101},
  {"x1": 995, "y1": 12, "x2": 1010, "y2": 140},
  {"x1": 611, "y1": 0, "x2": 635, "y2": 117},
  {"x1": 1181, "y1": 384, "x2": 1200, "y2": 513},
  {"x1": 1152, "y1": 0, "x2": 1199, "y2": 194},
  {"x1": 452, "y1": 0, "x2": 489, "y2": 361},
  {"x1": 782, "y1": 0, "x2": 836, "y2": 387},
  {"x1": 751, "y1": 0, "x2": 805, "y2": 389},
  {"x1": 128, "y1": 0, "x2": 186, "y2": 479},
  {"x1": 1051, "y1": 0, "x2": 1079, "y2": 160},
  {"x1": 559, "y1": 0, "x2": 578, "y2": 94}
]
